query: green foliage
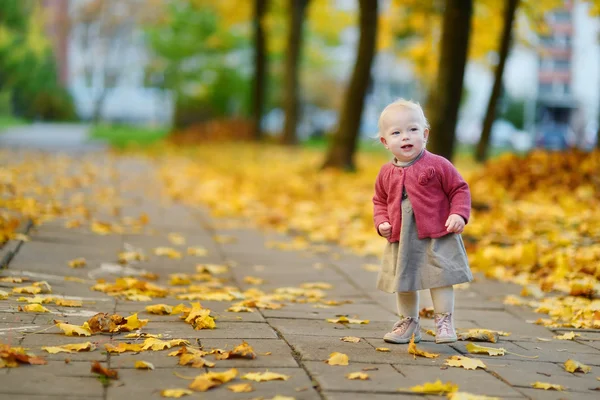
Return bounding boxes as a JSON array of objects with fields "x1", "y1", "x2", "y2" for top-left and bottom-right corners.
[
  {"x1": 0, "y1": 0, "x2": 76, "y2": 121},
  {"x1": 90, "y1": 124, "x2": 170, "y2": 149},
  {"x1": 144, "y1": 1, "x2": 252, "y2": 127}
]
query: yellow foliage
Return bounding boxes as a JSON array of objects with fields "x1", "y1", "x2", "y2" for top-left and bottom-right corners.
[
  {"x1": 531, "y1": 382, "x2": 566, "y2": 391},
  {"x1": 160, "y1": 389, "x2": 192, "y2": 398},
  {"x1": 465, "y1": 343, "x2": 506, "y2": 356},
  {"x1": 346, "y1": 372, "x2": 370, "y2": 380},
  {"x1": 406, "y1": 379, "x2": 459, "y2": 394},
  {"x1": 42, "y1": 342, "x2": 96, "y2": 354},
  {"x1": 444, "y1": 356, "x2": 487, "y2": 370},
  {"x1": 564, "y1": 359, "x2": 591, "y2": 374},
  {"x1": 325, "y1": 352, "x2": 349, "y2": 366},
  {"x1": 241, "y1": 371, "x2": 290, "y2": 382},
  {"x1": 408, "y1": 334, "x2": 439, "y2": 359},
  {"x1": 18, "y1": 304, "x2": 49, "y2": 313},
  {"x1": 134, "y1": 361, "x2": 155, "y2": 370}
]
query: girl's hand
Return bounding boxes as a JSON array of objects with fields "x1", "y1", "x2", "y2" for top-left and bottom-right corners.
[
  {"x1": 445, "y1": 214, "x2": 465, "y2": 233},
  {"x1": 378, "y1": 222, "x2": 392, "y2": 238}
]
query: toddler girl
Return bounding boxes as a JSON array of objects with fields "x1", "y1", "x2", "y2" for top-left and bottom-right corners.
[{"x1": 372, "y1": 99, "x2": 472, "y2": 344}]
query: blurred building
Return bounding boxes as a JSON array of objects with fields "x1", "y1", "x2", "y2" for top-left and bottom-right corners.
[{"x1": 42, "y1": 0, "x2": 172, "y2": 125}]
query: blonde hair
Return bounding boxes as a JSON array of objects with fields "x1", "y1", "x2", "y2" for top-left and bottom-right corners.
[{"x1": 377, "y1": 98, "x2": 430, "y2": 137}]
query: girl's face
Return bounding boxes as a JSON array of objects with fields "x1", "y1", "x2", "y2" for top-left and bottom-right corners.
[{"x1": 379, "y1": 107, "x2": 429, "y2": 163}]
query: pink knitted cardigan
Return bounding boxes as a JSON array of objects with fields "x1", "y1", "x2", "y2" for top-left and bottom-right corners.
[{"x1": 372, "y1": 150, "x2": 471, "y2": 242}]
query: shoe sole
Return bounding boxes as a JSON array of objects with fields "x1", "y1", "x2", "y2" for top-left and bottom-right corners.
[
  {"x1": 383, "y1": 334, "x2": 422, "y2": 344},
  {"x1": 435, "y1": 336, "x2": 457, "y2": 344}
]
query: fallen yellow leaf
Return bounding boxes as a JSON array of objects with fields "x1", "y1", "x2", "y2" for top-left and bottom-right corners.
[
  {"x1": 226, "y1": 305, "x2": 254, "y2": 312},
  {"x1": 444, "y1": 356, "x2": 487, "y2": 370},
  {"x1": 448, "y1": 392, "x2": 501, "y2": 400},
  {"x1": 168, "y1": 232, "x2": 186, "y2": 245},
  {"x1": 531, "y1": 381, "x2": 566, "y2": 391},
  {"x1": 554, "y1": 332, "x2": 580, "y2": 340},
  {"x1": 68, "y1": 258, "x2": 86, "y2": 268},
  {"x1": 42, "y1": 342, "x2": 96, "y2": 354},
  {"x1": 325, "y1": 352, "x2": 349, "y2": 366},
  {"x1": 54, "y1": 298, "x2": 83, "y2": 307},
  {"x1": 458, "y1": 329, "x2": 499, "y2": 343},
  {"x1": 346, "y1": 372, "x2": 369, "y2": 380},
  {"x1": 0, "y1": 290, "x2": 8, "y2": 300},
  {"x1": 154, "y1": 247, "x2": 182, "y2": 259},
  {"x1": 160, "y1": 388, "x2": 192, "y2": 398},
  {"x1": 104, "y1": 343, "x2": 144, "y2": 353},
  {"x1": 142, "y1": 338, "x2": 189, "y2": 351},
  {"x1": 340, "y1": 336, "x2": 361, "y2": 343},
  {"x1": 241, "y1": 371, "x2": 290, "y2": 382},
  {"x1": 227, "y1": 383, "x2": 253, "y2": 392},
  {"x1": 243, "y1": 276, "x2": 265, "y2": 285},
  {"x1": 146, "y1": 304, "x2": 173, "y2": 315},
  {"x1": 19, "y1": 304, "x2": 50, "y2": 313},
  {"x1": 189, "y1": 368, "x2": 238, "y2": 391},
  {"x1": 376, "y1": 347, "x2": 390, "y2": 352},
  {"x1": 326, "y1": 316, "x2": 369, "y2": 324},
  {"x1": 408, "y1": 334, "x2": 439, "y2": 359},
  {"x1": 134, "y1": 360, "x2": 155, "y2": 370},
  {"x1": 465, "y1": 342, "x2": 506, "y2": 356},
  {"x1": 122, "y1": 313, "x2": 149, "y2": 331},
  {"x1": 187, "y1": 246, "x2": 207, "y2": 256},
  {"x1": 406, "y1": 379, "x2": 459, "y2": 394},
  {"x1": 564, "y1": 359, "x2": 591, "y2": 374},
  {"x1": 56, "y1": 322, "x2": 92, "y2": 337}
]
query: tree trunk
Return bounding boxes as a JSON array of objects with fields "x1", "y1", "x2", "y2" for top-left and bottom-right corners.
[
  {"x1": 475, "y1": 0, "x2": 519, "y2": 162},
  {"x1": 426, "y1": 0, "x2": 473, "y2": 161},
  {"x1": 252, "y1": 0, "x2": 268, "y2": 141},
  {"x1": 321, "y1": 0, "x2": 378, "y2": 171},
  {"x1": 281, "y1": 0, "x2": 309, "y2": 145}
]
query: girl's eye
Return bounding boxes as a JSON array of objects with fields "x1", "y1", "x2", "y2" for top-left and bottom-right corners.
[
  {"x1": 392, "y1": 131, "x2": 399, "y2": 135},
  {"x1": 410, "y1": 128, "x2": 418, "y2": 132}
]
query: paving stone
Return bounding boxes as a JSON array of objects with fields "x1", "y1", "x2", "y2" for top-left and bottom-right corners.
[
  {"x1": 110, "y1": 321, "x2": 278, "y2": 340},
  {"x1": 392, "y1": 364, "x2": 523, "y2": 397},
  {"x1": 509, "y1": 340, "x2": 600, "y2": 366},
  {"x1": 0, "y1": 395, "x2": 98, "y2": 400},
  {"x1": 486, "y1": 359, "x2": 600, "y2": 394},
  {"x1": 303, "y1": 361, "x2": 406, "y2": 393},
  {"x1": 0, "y1": 365, "x2": 104, "y2": 396},
  {"x1": 323, "y1": 392, "x2": 443, "y2": 400},
  {"x1": 518, "y1": 388, "x2": 600, "y2": 399},
  {"x1": 267, "y1": 318, "x2": 356, "y2": 337},
  {"x1": 20, "y1": 333, "x2": 108, "y2": 362},
  {"x1": 0, "y1": 311, "x2": 37, "y2": 324},
  {"x1": 262, "y1": 302, "x2": 397, "y2": 322}
]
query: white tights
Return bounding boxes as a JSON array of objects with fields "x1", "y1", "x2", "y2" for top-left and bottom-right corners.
[{"x1": 396, "y1": 286, "x2": 454, "y2": 318}]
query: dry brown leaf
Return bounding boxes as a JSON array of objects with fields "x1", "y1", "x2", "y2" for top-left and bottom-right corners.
[
  {"x1": 325, "y1": 352, "x2": 349, "y2": 366},
  {"x1": 91, "y1": 361, "x2": 118, "y2": 379},
  {"x1": 408, "y1": 334, "x2": 439, "y2": 359},
  {"x1": 0, "y1": 343, "x2": 47, "y2": 367}
]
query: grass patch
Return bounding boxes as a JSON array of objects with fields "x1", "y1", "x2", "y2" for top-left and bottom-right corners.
[
  {"x1": 89, "y1": 124, "x2": 170, "y2": 148},
  {"x1": 0, "y1": 115, "x2": 29, "y2": 131}
]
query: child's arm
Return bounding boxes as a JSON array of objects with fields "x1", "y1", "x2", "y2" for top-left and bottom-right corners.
[
  {"x1": 372, "y1": 168, "x2": 390, "y2": 236},
  {"x1": 439, "y1": 160, "x2": 471, "y2": 224}
]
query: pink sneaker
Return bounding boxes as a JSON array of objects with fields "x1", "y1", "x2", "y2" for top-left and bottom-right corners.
[
  {"x1": 435, "y1": 312, "x2": 457, "y2": 344},
  {"x1": 383, "y1": 317, "x2": 421, "y2": 344}
]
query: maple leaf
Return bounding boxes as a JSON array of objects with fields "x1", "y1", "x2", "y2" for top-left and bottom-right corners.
[
  {"x1": 227, "y1": 383, "x2": 254, "y2": 392},
  {"x1": 444, "y1": 356, "x2": 487, "y2": 370},
  {"x1": 18, "y1": 304, "x2": 50, "y2": 313},
  {"x1": 0, "y1": 290, "x2": 8, "y2": 300},
  {"x1": 325, "y1": 352, "x2": 349, "y2": 366},
  {"x1": 179, "y1": 353, "x2": 215, "y2": 368},
  {"x1": 134, "y1": 361, "x2": 155, "y2": 370},
  {"x1": 142, "y1": 338, "x2": 189, "y2": 351},
  {"x1": 42, "y1": 342, "x2": 96, "y2": 354},
  {"x1": 241, "y1": 371, "x2": 291, "y2": 382},
  {"x1": 0, "y1": 343, "x2": 47, "y2": 367},
  {"x1": 56, "y1": 322, "x2": 92, "y2": 336},
  {"x1": 91, "y1": 361, "x2": 118, "y2": 379},
  {"x1": 531, "y1": 382, "x2": 566, "y2": 390},
  {"x1": 405, "y1": 379, "x2": 459, "y2": 394},
  {"x1": 189, "y1": 368, "x2": 238, "y2": 391},
  {"x1": 0, "y1": 277, "x2": 30, "y2": 283},
  {"x1": 340, "y1": 336, "x2": 361, "y2": 343},
  {"x1": 104, "y1": 343, "x2": 144, "y2": 353},
  {"x1": 68, "y1": 257, "x2": 86, "y2": 268},
  {"x1": 122, "y1": 313, "x2": 148, "y2": 331},
  {"x1": 458, "y1": 329, "x2": 499, "y2": 343},
  {"x1": 346, "y1": 372, "x2": 369, "y2": 380},
  {"x1": 554, "y1": 331, "x2": 580, "y2": 340},
  {"x1": 376, "y1": 347, "x2": 390, "y2": 352},
  {"x1": 184, "y1": 303, "x2": 216, "y2": 330},
  {"x1": 226, "y1": 305, "x2": 254, "y2": 312},
  {"x1": 146, "y1": 304, "x2": 173, "y2": 315},
  {"x1": 54, "y1": 299, "x2": 82, "y2": 307},
  {"x1": 408, "y1": 334, "x2": 439, "y2": 359},
  {"x1": 564, "y1": 359, "x2": 591, "y2": 373},
  {"x1": 160, "y1": 389, "x2": 193, "y2": 398},
  {"x1": 169, "y1": 274, "x2": 191, "y2": 286},
  {"x1": 154, "y1": 247, "x2": 182, "y2": 259},
  {"x1": 187, "y1": 246, "x2": 207, "y2": 256},
  {"x1": 216, "y1": 341, "x2": 257, "y2": 360},
  {"x1": 465, "y1": 343, "x2": 506, "y2": 356}
]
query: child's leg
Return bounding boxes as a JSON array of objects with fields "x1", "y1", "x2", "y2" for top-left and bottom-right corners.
[
  {"x1": 429, "y1": 285, "x2": 454, "y2": 314},
  {"x1": 384, "y1": 291, "x2": 420, "y2": 344},
  {"x1": 396, "y1": 291, "x2": 419, "y2": 318},
  {"x1": 430, "y1": 285, "x2": 457, "y2": 343}
]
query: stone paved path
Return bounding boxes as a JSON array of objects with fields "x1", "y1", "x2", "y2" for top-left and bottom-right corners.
[{"x1": 1, "y1": 148, "x2": 599, "y2": 400}]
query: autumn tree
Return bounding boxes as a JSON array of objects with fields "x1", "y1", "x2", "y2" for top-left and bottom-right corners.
[
  {"x1": 322, "y1": 0, "x2": 378, "y2": 170},
  {"x1": 252, "y1": 0, "x2": 268, "y2": 140},
  {"x1": 475, "y1": 0, "x2": 520, "y2": 162},
  {"x1": 426, "y1": 0, "x2": 473, "y2": 161},
  {"x1": 282, "y1": 0, "x2": 310, "y2": 145}
]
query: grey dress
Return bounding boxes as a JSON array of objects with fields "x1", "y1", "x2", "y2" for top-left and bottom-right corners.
[{"x1": 376, "y1": 154, "x2": 473, "y2": 293}]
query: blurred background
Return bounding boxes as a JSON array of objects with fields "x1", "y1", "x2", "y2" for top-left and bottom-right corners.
[{"x1": 1, "y1": 0, "x2": 599, "y2": 165}]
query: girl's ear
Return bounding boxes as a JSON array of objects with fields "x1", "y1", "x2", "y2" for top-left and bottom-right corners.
[
  {"x1": 379, "y1": 136, "x2": 388, "y2": 148},
  {"x1": 423, "y1": 128, "x2": 430, "y2": 142}
]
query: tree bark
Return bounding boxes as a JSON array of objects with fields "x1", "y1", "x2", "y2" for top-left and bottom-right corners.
[
  {"x1": 426, "y1": 0, "x2": 473, "y2": 161},
  {"x1": 321, "y1": 0, "x2": 378, "y2": 171},
  {"x1": 252, "y1": 0, "x2": 267, "y2": 141},
  {"x1": 475, "y1": 0, "x2": 519, "y2": 162},
  {"x1": 281, "y1": 0, "x2": 309, "y2": 145}
]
